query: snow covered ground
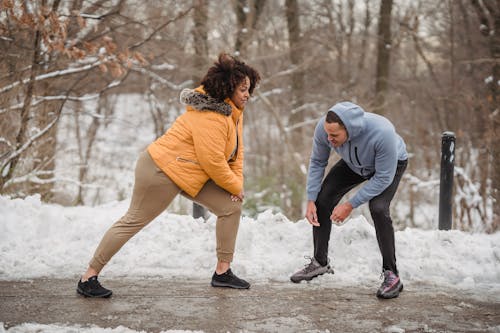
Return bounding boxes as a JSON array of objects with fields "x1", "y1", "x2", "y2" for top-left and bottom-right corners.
[
  {"x1": 1, "y1": 194, "x2": 499, "y2": 291},
  {"x1": 1, "y1": 195, "x2": 499, "y2": 332}
]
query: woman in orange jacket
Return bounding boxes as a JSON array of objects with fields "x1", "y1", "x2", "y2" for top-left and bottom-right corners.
[{"x1": 77, "y1": 53, "x2": 261, "y2": 297}]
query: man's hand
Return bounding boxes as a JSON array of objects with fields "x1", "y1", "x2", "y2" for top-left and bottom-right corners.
[
  {"x1": 305, "y1": 200, "x2": 320, "y2": 227},
  {"x1": 330, "y1": 202, "x2": 353, "y2": 224}
]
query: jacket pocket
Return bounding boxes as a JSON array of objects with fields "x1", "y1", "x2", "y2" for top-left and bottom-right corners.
[{"x1": 176, "y1": 157, "x2": 200, "y2": 165}]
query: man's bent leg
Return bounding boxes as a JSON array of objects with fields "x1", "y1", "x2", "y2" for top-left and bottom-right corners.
[
  {"x1": 314, "y1": 160, "x2": 364, "y2": 266},
  {"x1": 369, "y1": 160, "x2": 407, "y2": 275}
]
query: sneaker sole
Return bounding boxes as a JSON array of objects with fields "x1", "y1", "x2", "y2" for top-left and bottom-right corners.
[
  {"x1": 211, "y1": 280, "x2": 250, "y2": 289},
  {"x1": 290, "y1": 268, "x2": 334, "y2": 283},
  {"x1": 77, "y1": 287, "x2": 112, "y2": 298},
  {"x1": 377, "y1": 283, "x2": 403, "y2": 299}
]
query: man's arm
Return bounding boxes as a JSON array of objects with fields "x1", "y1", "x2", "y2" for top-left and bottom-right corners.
[
  {"x1": 305, "y1": 119, "x2": 331, "y2": 226},
  {"x1": 348, "y1": 129, "x2": 398, "y2": 208},
  {"x1": 306, "y1": 118, "x2": 331, "y2": 202}
]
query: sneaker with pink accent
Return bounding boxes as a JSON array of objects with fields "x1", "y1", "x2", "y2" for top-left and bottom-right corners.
[{"x1": 377, "y1": 270, "x2": 403, "y2": 299}]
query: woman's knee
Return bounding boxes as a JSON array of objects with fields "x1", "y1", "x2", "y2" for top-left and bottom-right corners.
[{"x1": 214, "y1": 200, "x2": 242, "y2": 217}]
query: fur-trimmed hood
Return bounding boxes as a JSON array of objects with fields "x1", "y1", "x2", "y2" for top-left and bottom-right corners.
[{"x1": 179, "y1": 88, "x2": 232, "y2": 116}]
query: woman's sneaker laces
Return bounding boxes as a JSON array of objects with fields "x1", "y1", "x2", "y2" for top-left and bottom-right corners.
[
  {"x1": 211, "y1": 268, "x2": 250, "y2": 289},
  {"x1": 77, "y1": 276, "x2": 112, "y2": 298}
]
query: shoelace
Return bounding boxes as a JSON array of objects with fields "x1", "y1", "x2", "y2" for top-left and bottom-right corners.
[
  {"x1": 380, "y1": 271, "x2": 397, "y2": 287},
  {"x1": 301, "y1": 256, "x2": 319, "y2": 274},
  {"x1": 87, "y1": 277, "x2": 103, "y2": 289}
]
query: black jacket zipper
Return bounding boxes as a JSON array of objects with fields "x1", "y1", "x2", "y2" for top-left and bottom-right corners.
[{"x1": 354, "y1": 147, "x2": 362, "y2": 165}]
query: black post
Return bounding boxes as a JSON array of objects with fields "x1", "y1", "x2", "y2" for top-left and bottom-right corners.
[
  {"x1": 438, "y1": 131, "x2": 455, "y2": 230},
  {"x1": 193, "y1": 202, "x2": 206, "y2": 219}
]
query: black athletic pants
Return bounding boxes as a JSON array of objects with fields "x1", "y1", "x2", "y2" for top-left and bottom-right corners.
[{"x1": 313, "y1": 159, "x2": 407, "y2": 275}]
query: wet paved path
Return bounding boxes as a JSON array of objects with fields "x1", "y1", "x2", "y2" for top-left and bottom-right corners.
[{"x1": 1, "y1": 279, "x2": 499, "y2": 332}]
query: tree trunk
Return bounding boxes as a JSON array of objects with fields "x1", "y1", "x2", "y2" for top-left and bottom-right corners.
[
  {"x1": 192, "y1": 0, "x2": 209, "y2": 219},
  {"x1": 285, "y1": 0, "x2": 305, "y2": 220},
  {"x1": 193, "y1": 0, "x2": 208, "y2": 81},
  {"x1": 471, "y1": 0, "x2": 500, "y2": 229},
  {"x1": 488, "y1": 5, "x2": 500, "y2": 228},
  {"x1": 374, "y1": 0, "x2": 393, "y2": 115},
  {"x1": 357, "y1": 0, "x2": 371, "y2": 73},
  {"x1": 234, "y1": 0, "x2": 265, "y2": 55},
  {"x1": 29, "y1": 81, "x2": 59, "y2": 202},
  {"x1": 234, "y1": 0, "x2": 247, "y2": 54},
  {"x1": 0, "y1": 29, "x2": 41, "y2": 193}
]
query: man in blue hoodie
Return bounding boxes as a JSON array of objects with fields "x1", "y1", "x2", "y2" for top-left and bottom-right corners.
[{"x1": 290, "y1": 101, "x2": 408, "y2": 299}]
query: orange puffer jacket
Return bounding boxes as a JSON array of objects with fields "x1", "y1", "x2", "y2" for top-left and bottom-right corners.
[{"x1": 147, "y1": 87, "x2": 244, "y2": 197}]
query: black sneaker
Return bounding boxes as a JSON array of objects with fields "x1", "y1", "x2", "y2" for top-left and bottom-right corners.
[
  {"x1": 77, "y1": 276, "x2": 112, "y2": 298},
  {"x1": 376, "y1": 270, "x2": 403, "y2": 299},
  {"x1": 211, "y1": 268, "x2": 250, "y2": 289}
]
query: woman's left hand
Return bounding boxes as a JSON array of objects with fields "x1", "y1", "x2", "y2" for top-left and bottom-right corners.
[{"x1": 231, "y1": 191, "x2": 245, "y2": 202}]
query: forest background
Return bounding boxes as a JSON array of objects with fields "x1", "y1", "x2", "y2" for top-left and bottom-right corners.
[{"x1": 1, "y1": 0, "x2": 498, "y2": 233}]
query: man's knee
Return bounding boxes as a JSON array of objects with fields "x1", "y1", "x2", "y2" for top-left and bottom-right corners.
[
  {"x1": 316, "y1": 192, "x2": 335, "y2": 213},
  {"x1": 369, "y1": 200, "x2": 390, "y2": 220}
]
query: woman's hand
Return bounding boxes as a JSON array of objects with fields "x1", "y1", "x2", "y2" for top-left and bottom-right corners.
[{"x1": 231, "y1": 191, "x2": 245, "y2": 202}]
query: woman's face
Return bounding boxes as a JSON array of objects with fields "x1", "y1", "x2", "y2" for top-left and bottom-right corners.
[{"x1": 230, "y1": 76, "x2": 251, "y2": 109}]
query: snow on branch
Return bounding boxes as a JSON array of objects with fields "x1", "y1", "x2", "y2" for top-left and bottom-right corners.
[
  {"x1": 0, "y1": 79, "x2": 122, "y2": 114},
  {"x1": 285, "y1": 117, "x2": 322, "y2": 132},
  {"x1": 454, "y1": 166, "x2": 484, "y2": 207},
  {"x1": 0, "y1": 62, "x2": 101, "y2": 95},
  {"x1": 261, "y1": 66, "x2": 298, "y2": 84},
  {"x1": 0, "y1": 115, "x2": 60, "y2": 171},
  {"x1": 0, "y1": 137, "x2": 14, "y2": 150},
  {"x1": 403, "y1": 174, "x2": 440, "y2": 189},
  {"x1": 130, "y1": 66, "x2": 193, "y2": 90}
]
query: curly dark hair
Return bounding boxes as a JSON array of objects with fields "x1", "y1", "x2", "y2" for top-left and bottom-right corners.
[{"x1": 201, "y1": 52, "x2": 261, "y2": 102}]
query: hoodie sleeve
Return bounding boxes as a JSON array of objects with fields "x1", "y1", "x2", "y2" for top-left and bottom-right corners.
[
  {"x1": 306, "y1": 118, "x2": 331, "y2": 201},
  {"x1": 348, "y1": 128, "x2": 398, "y2": 208}
]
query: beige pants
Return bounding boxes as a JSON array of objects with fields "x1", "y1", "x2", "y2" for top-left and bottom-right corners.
[{"x1": 89, "y1": 150, "x2": 242, "y2": 273}]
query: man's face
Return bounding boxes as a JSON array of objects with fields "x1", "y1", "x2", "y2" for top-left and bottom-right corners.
[{"x1": 324, "y1": 121, "x2": 348, "y2": 147}]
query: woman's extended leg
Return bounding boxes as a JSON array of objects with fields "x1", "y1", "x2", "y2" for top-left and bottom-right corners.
[{"x1": 78, "y1": 151, "x2": 180, "y2": 297}]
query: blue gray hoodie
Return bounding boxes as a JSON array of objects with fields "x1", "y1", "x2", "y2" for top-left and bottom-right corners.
[{"x1": 306, "y1": 102, "x2": 408, "y2": 208}]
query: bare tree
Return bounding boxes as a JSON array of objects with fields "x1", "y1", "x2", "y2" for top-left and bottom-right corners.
[
  {"x1": 284, "y1": 0, "x2": 306, "y2": 219},
  {"x1": 470, "y1": 0, "x2": 500, "y2": 229},
  {"x1": 234, "y1": 0, "x2": 265, "y2": 55},
  {"x1": 0, "y1": 1, "x2": 183, "y2": 200},
  {"x1": 192, "y1": 0, "x2": 209, "y2": 219},
  {"x1": 0, "y1": 0, "x2": 496, "y2": 232},
  {"x1": 374, "y1": 0, "x2": 393, "y2": 114}
]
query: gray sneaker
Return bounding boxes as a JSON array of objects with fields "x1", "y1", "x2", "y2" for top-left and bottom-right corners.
[{"x1": 290, "y1": 257, "x2": 334, "y2": 283}]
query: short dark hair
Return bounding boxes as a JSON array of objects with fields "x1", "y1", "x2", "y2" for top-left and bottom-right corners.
[
  {"x1": 201, "y1": 53, "x2": 261, "y2": 102},
  {"x1": 326, "y1": 111, "x2": 345, "y2": 128}
]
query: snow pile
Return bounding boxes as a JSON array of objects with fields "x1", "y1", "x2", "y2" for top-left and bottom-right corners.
[{"x1": 1, "y1": 195, "x2": 499, "y2": 296}]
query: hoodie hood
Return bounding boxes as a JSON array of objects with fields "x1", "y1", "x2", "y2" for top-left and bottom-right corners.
[
  {"x1": 328, "y1": 101, "x2": 365, "y2": 140},
  {"x1": 180, "y1": 87, "x2": 232, "y2": 116}
]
